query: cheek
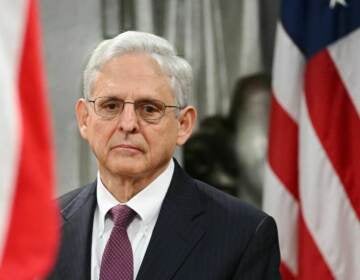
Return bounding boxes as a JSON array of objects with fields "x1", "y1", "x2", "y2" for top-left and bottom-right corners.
[
  {"x1": 145, "y1": 122, "x2": 178, "y2": 153},
  {"x1": 88, "y1": 121, "x2": 113, "y2": 153}
]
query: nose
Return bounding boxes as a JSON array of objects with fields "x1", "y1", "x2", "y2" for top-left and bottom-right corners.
[{"x1": 116, "y1": 102, "x2": 139, "y2": 133}]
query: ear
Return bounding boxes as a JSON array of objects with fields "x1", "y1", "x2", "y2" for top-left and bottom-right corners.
[
  {"x1": 75, "y1": 98, "x2": 90, "y2": 140},
  {"x1": 176, "y1": 106, "x2": 197, "y2": 146}
]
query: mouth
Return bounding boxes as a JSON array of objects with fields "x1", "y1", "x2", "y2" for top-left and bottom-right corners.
[{"x1": 111, "y1": 144, "x2": 143, "y2": 154}]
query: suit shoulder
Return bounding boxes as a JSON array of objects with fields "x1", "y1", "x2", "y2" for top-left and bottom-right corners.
[
  {"x1": 58, "y1": 182, "x2": 95, "y2": 211},
  {"x1": 192, "y1": 179, "x2": 279, "y2": 264},
  {"x1": 194, "y1": 179, "x2": 269, "y2": 228}
]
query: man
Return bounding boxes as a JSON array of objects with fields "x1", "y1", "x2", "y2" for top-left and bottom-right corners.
[{"x1": 49, "y1": 31, "x2": 280, "y2": 280}]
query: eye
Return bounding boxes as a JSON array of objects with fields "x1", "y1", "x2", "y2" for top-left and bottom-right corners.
[
  {"x1": 142, "y1": 103, "x2": 161, "y2": 113},
  {"x1": 137, "y1": 100, "x2": 164, "y2": 119},
  {"x1": 99, "y1": 99, "x2": 121, "y2": 111}
]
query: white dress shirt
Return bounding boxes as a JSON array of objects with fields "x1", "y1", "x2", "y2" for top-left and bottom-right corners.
[{"x1": 91, "y1": 160, "x2": 174, "y2": 280}]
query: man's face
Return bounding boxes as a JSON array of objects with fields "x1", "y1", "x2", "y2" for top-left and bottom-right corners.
[{"x1": 76, "y1": 53, "x2": 195, "y2": 181}]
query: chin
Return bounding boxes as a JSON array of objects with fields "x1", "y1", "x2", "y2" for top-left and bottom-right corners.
[{"x1": 109, "y1": 162, "x2": 147, "y2": 177}]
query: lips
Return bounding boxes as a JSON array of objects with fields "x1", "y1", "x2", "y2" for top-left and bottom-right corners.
[{"x1": 111, "y1": 143, "x2": 143, "y2": 153}]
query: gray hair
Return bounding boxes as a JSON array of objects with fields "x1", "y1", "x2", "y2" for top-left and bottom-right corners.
[{"x1": 83, "y1": 31, "x2": 193, "y2": 107}]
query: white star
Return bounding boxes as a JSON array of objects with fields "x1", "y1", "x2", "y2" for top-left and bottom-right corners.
[{"x1": 329, "y1": 0, "x2": 347, "y2": 8}]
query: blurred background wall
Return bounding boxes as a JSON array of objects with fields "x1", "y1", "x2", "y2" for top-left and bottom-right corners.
[{"x1": 40, "y1": 0, "x2": 279, "y2": 206}]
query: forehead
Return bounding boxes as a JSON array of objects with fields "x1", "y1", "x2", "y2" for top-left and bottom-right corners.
[{"x1": 92, "y1": 53, "x2": 173, "y2": 99}]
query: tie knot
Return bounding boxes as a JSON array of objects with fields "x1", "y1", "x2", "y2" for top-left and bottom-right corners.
[{"x1": 110, "y1": 205, "x2": 135, "y2": 228}]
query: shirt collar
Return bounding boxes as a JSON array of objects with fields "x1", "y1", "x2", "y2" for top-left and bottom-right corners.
[{"x1": 96, "y1": 159, "x2": 174, "y2": 233}]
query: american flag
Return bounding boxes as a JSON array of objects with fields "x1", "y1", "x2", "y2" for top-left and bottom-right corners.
[
  {"x1": 0, "y1": 0, "x2": 59, "y2": 278},
  {"x1": 264, "y1": 0, "x2": 360, "y2": 279}
]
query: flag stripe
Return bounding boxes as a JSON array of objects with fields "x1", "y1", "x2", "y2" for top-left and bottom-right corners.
[
  {"x1": 328, "y1": 28, "x2": 360, "y2": 116},
  {"x1": 272, "y1": 23, "x2": 303, "y2": 122},
  {"x1": 280, "y1": 263, "x2": 296, "y2": 280},
  {"x1": 298, "y1": 215, "x2": 333, "y2": 279},
  {"x1": 305, "y1": 50, "x2": 360, "y2": 218},
  {"x1": 299, "y1": 97, "x2": 360, "y2": 279},
  {"x1": 0, "y1": 0, "x2": 59, "y2": 277},
  {"x1": 0, "y1": 0, "x2": 27, "y2": 262},
  {"x1": 263, "y1": 164, "x2": 299, "y2": 275},
  {"x1": 268, "y1": 95, "x2": 299, "y2": 200}
]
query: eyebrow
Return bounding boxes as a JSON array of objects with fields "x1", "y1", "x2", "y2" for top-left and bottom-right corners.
[{"x1": 98, "y1": 96, "x2": 164, "y2": 103}]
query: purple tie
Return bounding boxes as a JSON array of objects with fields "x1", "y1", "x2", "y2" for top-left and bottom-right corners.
[{"x1": 100, "y1": 205, "x2": 136, "y2": 280}]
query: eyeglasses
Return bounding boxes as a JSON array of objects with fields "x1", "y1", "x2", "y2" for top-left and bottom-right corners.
[{"x1": 87, "y1": 96, "x2": 182, "y2": 123}]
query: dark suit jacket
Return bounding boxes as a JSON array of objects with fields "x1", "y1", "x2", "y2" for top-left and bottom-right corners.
[{"x1": 48, "y1": 161, "x2": 280, "y2": 279}]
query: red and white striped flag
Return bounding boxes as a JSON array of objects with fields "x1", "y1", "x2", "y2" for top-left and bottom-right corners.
[
  {"x1": 0, "y1": 0, "x2": 59, "y2": 278},
  {"x1": 264, "y1": 0, "x2": 360, "y2": 279}
]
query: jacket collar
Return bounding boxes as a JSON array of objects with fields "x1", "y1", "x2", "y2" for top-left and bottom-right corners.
[{"x1": 136, "y1": 160, "x2": 206, "y2": 280}]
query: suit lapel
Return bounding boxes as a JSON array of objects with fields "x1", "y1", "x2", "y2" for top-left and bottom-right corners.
[
  {"x1": 136, "y1": 162, "x2": 206, "y2": 280},
  {"x1": 56, "y1": 182, "x2": 97, "y2": 280}
]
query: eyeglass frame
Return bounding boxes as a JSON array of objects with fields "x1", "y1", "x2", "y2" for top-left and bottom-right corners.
[{"x1": 86, "y1": 96, "x2": 184, "y2": 123}]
